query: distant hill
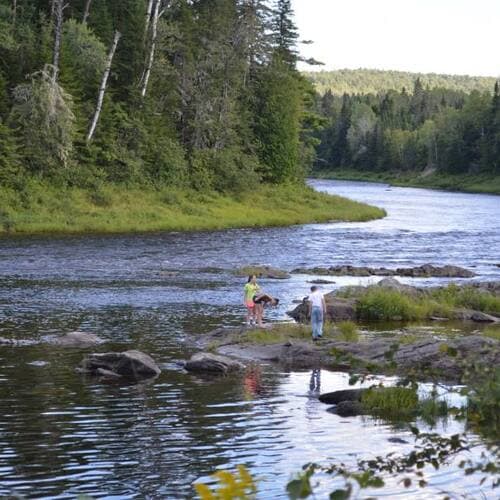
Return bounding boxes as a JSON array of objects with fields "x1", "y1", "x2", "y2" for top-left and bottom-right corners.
[{"x1": 304, "y1": 68, "x2": 498, "y2": 95}]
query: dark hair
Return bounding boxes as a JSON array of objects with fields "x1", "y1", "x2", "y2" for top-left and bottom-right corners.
[
  {"x1": 274, "y1": 298, "x2": 280, "y2": 306},
  {"x1": 247, "y1": 275, "x2": 255, "y2": 283},
  {"x1": 310, "y1": 285, "x2": 318, "y2": 292}
]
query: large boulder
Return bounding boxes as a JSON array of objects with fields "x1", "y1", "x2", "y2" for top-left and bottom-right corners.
[
  {"x1": 184, "y1": 352, "x2": 245, "y2": 375},
  {"x1": 287, "y1": 296, "x2": 356, "y2": 323},
  {"x1": 376, "y1": 277, "x2": 420, "y2": 296},
  {"x1": 327, "y1": 400, "x2": 366, "y2": 417},
  {"x1": 50, "y1": 331, "x2": 103, "y2": 347},
  {"x1": 79, "y1": 350, "x2": 161, "y2": 379},
  {"x1": 452, "y1": 309, "x2": 500, "y2": 322}
]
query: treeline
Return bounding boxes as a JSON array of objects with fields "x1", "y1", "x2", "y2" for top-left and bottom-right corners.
[
  {"x1": 306, "y1": 69, "x2": 497, "y2": 96},
  {"x1": 0, "y1": 0, "x2": 318, "y2": 193},
  {"x1": 314, "y1": 78, "x2": 500, "y2": 175}
]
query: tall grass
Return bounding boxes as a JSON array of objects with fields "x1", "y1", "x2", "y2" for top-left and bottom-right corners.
[
  {"x1": 361, "y1": 387, "x2": 419, "y2": 416},
  {"x1": 0, "y1": 181, "x2": 385, "y2": 235}
]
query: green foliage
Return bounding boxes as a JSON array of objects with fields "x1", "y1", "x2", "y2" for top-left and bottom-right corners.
[
  {"x1": 337, "y1": 321, "x2": 359, "y2": 342},
  {"x1": 430, "y1": 283, "x2": 500, "y2": 315},
  {"x1": 361, "y1": 386, "x2": 419, "y2": 416},
  {"x1": 195, "y1": 465, "x2": 256, "y2": 499}
]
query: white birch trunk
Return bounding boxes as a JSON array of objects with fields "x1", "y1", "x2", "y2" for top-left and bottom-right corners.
[
  {"x1": 144, "y1": 0, "x2": 154, "y2": 38},
  {"x1": 82, "y1": 0, "x2": 92, "y2": 24},
  {"x1": 51, "y1": 0, "x2": 64, "y2": 84},
  {"x1": 12, "y1": 0, "x2": 17, "y2": 25},
  {"x1": 86, "y1": 31, "x2": 121, "y2": 143},
  {"x1": 140, "y1": 0, "x2": 161, "y2": 98}
]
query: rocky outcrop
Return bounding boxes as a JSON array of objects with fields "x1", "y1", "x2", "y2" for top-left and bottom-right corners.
[
  {"x1": 327, "y1": 401, "x2": 366, "y2": 417},
  {"x1": 78, "y1": 350, "x2": 161, "y2": 380},
  {"x1": 287, "y1": 296, "x2": 357, "y2": 323},
  {"x1": 184, "y1": 352, "x2": 245, "y2": 375},
  {"x1": 452, "y1": 309, "x2": 500, "y2": 322},
  {"x1": 233, "y1": 265, "x2": 291, "y2": 279},
  {"x1": 291, "y1": 264, "x2": 476, "y2": 278},
  {"x1": 49, "y1": 331, "x2": 103, "y2": 347}
]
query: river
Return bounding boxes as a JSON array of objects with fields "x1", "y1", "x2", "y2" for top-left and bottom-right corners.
[{"x1": 0, "y1": 180, "x2": 499, "y2": 498}]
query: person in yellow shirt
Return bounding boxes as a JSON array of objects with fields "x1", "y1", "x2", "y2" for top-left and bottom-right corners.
[{"x1": 243, "y1": 275, "x2": 260, "y2": 325}]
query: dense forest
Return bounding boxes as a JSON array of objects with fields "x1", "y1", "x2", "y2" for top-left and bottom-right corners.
[
  {"x1": 306, "y1": 69, "x2": 497, "y2": 96},
  {"x1": 313, "y1": 77, "x2": 500, "y2": 177},
  {"x1": 0, "y1": 0, "x2": 320, "y2": 193}
]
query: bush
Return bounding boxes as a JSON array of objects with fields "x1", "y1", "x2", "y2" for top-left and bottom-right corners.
[
  {"x1": 337, "y1": 321, "x2": 359, "y2": 342},
  {"x1": 362, "y1": 386, "x2": 419, "y2": 416},
  {"x1": 357, "y1": 288, "x2": 417, "y2": 321}
]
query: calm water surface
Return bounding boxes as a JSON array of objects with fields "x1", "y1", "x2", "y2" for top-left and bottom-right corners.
[{"x1": 0, "y1": 180, "x2": 499, "y2": 498}]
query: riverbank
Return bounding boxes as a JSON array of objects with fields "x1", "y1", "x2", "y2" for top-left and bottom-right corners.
[
  {"x1": 312, "y1": 169, "x2": 500, "y2": 195},
  {"x1": 0, "y1": 181, "x2": 385, "y2": 235}
]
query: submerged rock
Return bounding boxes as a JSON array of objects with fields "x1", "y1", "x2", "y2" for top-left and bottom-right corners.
[
  {"x1": 307, "y1": 279, "x2": 336, "y2": 284},
  {"x1": 184, "y1": 352, "x2": 245, "y2": 375},
  {"x1": 327, "y1": 400, "x2": 366, "y2": 417},
  {"x1": 79, "y1": 350, "x2": 161, "y2": 380},
  {"x1": 50, "y1": 331, "x2": 103, "y2": 347}
]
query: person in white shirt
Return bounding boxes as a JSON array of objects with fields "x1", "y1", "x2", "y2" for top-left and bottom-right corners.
[{"x1": 308, "y1": 286, "x2": 327, "y2": 340}]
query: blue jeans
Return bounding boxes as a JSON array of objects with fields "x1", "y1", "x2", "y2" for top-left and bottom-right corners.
[{"x1": 311, "y1": 307, "x2": 323, "y2": 339}]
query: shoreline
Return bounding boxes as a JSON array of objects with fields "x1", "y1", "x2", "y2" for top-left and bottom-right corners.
[
  {"x1": 0, "y1": 182, "x2": 385, "y2": 237},
  {"x1": 311, "y1": 170, "x2": 500, "y2": 195}
]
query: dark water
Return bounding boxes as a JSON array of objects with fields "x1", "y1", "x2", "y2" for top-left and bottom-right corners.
[{"x1": 0, "y1": 180, "x2": 499, "y2": 498}]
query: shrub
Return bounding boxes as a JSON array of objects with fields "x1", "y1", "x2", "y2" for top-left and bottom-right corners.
[
  {"x1": 337, "y1": 321, "x2": 359, "y2": 342},
  {"x1": 357, "y1": 288, "x2": 417, "y2": 321},
  {"x1": 361, "y1": 386, "x2": 419, "y2": 416}
]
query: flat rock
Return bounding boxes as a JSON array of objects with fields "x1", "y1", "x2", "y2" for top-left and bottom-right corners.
[
  {"x1": 319, "y1": 388, "x2": 366, "y2": 405},
  {"x1": 453, "y1": 309, "x2": 500, "y2": 322},
  {"x1": 184, "y1": 352, "x2": 245, "y2": 374},
  {"x1": 50, "y1": 331, "x2": 103, "y2": 347},
  {"x1": 233, "y1": 265, "x2": 290, "y2": 279},
  {"x1": 287, "y1": 296, "x2": 356, "y2": 323},
  {"x1": 79, "y1": 350, "x2": 161, "y2": 379},
  {"x1": 307, "y1": 279, "x2": 336, "y2": 284}
]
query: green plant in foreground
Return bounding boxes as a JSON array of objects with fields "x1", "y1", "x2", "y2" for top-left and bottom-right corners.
[{"x1": 337, "y1": 321, "x2": 359, "y2": 342}]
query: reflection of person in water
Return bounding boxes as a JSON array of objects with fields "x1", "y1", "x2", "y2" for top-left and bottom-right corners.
[
  {"x1": 309, "y1": 369, "x2": 321, "y2": 393},
  {"x1": 243, "y1": 365, "x2": 262, "y2": 399}
]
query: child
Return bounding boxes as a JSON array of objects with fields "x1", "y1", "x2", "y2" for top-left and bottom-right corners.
[
  {"x1": 308, "y1": 286, "x2": 326, "y2": 340},
  {"x1": 243, "y1": 275, "x2": 260, "y2": 325}
]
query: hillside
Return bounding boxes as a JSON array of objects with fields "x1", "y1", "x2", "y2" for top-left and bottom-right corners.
[{"x1": 304, "y1": 68, "x2": 497, "y2": 95}]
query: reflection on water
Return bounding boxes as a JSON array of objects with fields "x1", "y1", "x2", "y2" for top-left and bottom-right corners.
[{"x1": 0, "y1": 180, "x2": 499, "y2": 498}]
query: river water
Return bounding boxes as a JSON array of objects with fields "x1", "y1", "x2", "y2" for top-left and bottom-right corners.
[{"x1": 0, "y1": 180, "x2": 499, "y2": 498}]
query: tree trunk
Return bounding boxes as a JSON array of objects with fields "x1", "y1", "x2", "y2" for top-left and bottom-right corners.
[
  {"x1": 52, "y1": 0, "x2": 64, "y2": 84},
  {"x1": 82, "y1": 0, "x2": 92, "y2": 24},
  {"x1": 140, "y1": 0, "x2": 161, "y2": 98},
  {"x1": 144, "y1": 0, "x2": 154, "y2": 38},
  {"x1": 86, "y1": 31, "x2": 121, "y2": 143},
  {"x1": 12, "y1": 0, "x2": 17, "y2": 25}
]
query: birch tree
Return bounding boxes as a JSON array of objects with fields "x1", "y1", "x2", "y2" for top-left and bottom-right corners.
[
  {"x1": 87, "y1": 30, "x2": 121, "y2": 142},
  {"x1": 52, "y1": 0, "x2": 64, "y2": 83},
  {"x1": 82, "y1": 0, "x2": 92, "y2": 24},
  {"x1": 140, "y1": 0, "x2": 163, "y2": 98}
]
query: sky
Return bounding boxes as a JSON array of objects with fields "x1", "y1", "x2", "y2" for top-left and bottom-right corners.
[{"x1": 292, "y1": 0, "x2": 500, "y2": 77}]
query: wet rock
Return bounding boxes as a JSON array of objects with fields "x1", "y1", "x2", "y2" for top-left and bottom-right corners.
[
  {"x1": 388, "y1": 437, "x2": 409, "y2": 444},
  {"x1": 307, "y1": 279, "x2": 336, "y2": 284},
  {"x1": 184, "y1": 352, "x2": 245, "y2": 375},
  {"x1": 287, "y1": 296, "x2": 356, "y2": 323},
  {"x1": 291, "y1": 264, "x2": 475, "y2": 278},
  {"x1": 452, "y1": 309, "x2": 500, "y2": 322},
  {"x1": 79, "y1": 350, "x2": 161, "y2": 379},
  {"x1": 96, "y1": 368, "x2": 122, "y2": 378},
  {"x1": 319, "y1": 388, "x2": 366, "y2": 405},
  {"x1": 233, "y1": 265, "x2": 291, "y2": 279},
  {"x1": 50, "y1": 331, "x2": 103, "y2": 347},
  {"x1": 327, "y1": 400, "x2": 366, "y2": 417}
]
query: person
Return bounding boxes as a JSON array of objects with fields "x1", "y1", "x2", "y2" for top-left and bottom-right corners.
[
  {"x1": 252, "y1": 292, "x2": 279, "y2": 327},
  {"x1": 308, "y1": 285, "x2": 326, "y2": 340},
  {"x1": 243, "y1": 275, "x2": 260, "y2": 325}
]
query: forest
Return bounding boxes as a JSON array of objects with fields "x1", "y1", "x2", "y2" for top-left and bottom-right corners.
[
  {"x1": 0, "y1": 0, "x2": 319, "y2": 193},
  {"x1": 313, "y1": 77, "x2": 500, "y2": 180},
  {"x1": 306, "y1": 68, "x2": 497, "y2": 96}
]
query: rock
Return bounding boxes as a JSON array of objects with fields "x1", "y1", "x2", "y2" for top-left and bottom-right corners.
[
  {"x1": 388, "y1": 437, "x2": 409, "y2": 444},
  {"x1": 291, "y1": 264, "x2": 475, "y2": 278},
  {"x1": 234, "y1": 265, "x2": 290, "y2": 279},
  {"x1": 327, "y1": 400, "x2": 366, "y2": 417},
  {"x1": 287, "y1": 296, "x2": 356, "y2": 323},
  {"x1": 50, "y1": 331, "x2": 103, "y2": 347},
  {"x1": 96, "y1": 368, "x2": 122, "y2": 378},
  {"x1": 319, "y1": 388, "x2": 366, "y2": 405},
  {"x1": 376, "y1": 277, "x2": 420, "y2": 295},
  {"x1": 184, "y1": 352, "x2": 245, "y2": 375},
  {"x1": 79, "y1": 350, "x2": 161, "y2": 379},
  {"x1": 307, "y1": 279, "x2": 336, "y2": 284},
  {"x1": 453, "y1": 309, "x2": 500, "y2": 322}
]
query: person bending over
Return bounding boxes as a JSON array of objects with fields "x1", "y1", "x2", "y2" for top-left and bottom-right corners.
[{"x1": 253, "y1": 293, "x2": 279, "y2": 327}]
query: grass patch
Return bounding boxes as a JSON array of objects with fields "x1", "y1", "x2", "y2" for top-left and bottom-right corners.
[
  {"x1": 483, "y1": 325, "x2": 500, "y2": 341},
  {"x1": 337, "y1": 321, "x2": 359, "y2": 342},
  {"x1": 312, "y1": 168, "x2": 500, "y2": 195},
  {"x1": 430, "y1": 284, "x2": 500, "y2": 316},
  {"x1": 361, "y1": 386, "x2": 419, "y2": 417},
  {"x1": 0, "y1": 181, "x2": 385, "y2": 235}
]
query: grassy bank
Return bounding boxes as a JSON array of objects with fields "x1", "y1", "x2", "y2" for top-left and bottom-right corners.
[
  {"x1": 0, "y1": 181, "x2": 385, "y2": 235},
  {"x1": 313, "y1": 169, "x2": 500, "y2": 195}
]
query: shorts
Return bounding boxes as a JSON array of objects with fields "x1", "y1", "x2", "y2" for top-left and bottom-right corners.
[{"x1": 245, "y1": 301, "x2": 255, "y2": 309}]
